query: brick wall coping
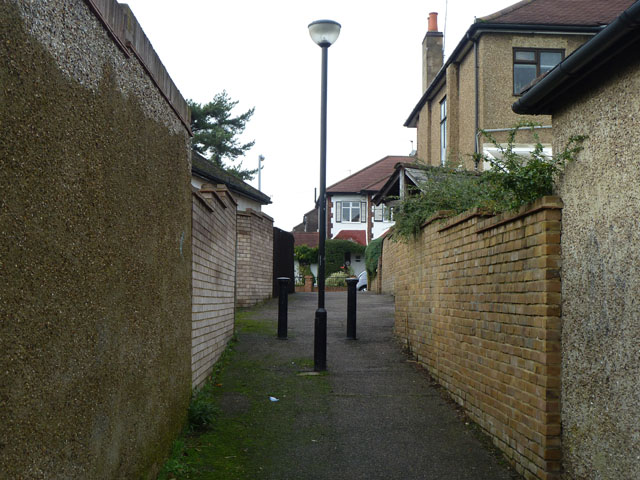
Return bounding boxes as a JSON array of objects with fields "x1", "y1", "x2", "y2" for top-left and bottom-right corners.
[
  {"x1": 192, "y1": 185, "x2": 232, "y2": 212},
  {"x1": 476, "y1": 195, "x2": 563, "y2": 234},
  {"x1": 421, "y1": 210, "x2": 455, "y2": 229},
  {"x1": 192, "y1": 188, "x2": 214, "y2": 213},
  {"x1": 436, "y1": 207, "x2": 493, "y2": 233},
  {"x1": 201, "y1": 184, "x2": 231, "y2": 209},
  {"x1": 237, "y1": 208, "x2": 274, "y2": 222},
  {"x1": 84, "y1": 0, "x2": 191, "y2": 133}
]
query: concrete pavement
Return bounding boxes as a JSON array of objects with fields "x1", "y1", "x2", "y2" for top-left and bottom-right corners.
[{"x1": 222, "y1": 291, "x2": 519, "y2": 480}]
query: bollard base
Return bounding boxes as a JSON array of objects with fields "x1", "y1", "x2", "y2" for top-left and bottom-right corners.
[
  {"x1": 277, "y1": 277, "x2": 290, "y2": 339},
  {"x1": 346, "y1": 277, "x2": 358, "y2": 340},
  {"x1": 314, "y1": 308, "x2": 327, "y2": 371}
]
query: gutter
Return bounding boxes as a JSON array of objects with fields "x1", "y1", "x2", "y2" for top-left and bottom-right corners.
[
  {"x1": 192, "y1": 166, "x2": 271, "y2": 205},
  {"x1": 513, "y1": 1, "x2": 640, "y2": 114},
  {"x1": 404, "y1": 23, "x2": 603, "y2": 128}
]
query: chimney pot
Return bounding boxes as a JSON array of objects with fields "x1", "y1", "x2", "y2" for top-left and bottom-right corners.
[
  {"x1": 422, "y1": 12, "x2": 444, "y2": 92},
  {"x1": 428, "y1": 12, "x2": 439, "y2": 32}
]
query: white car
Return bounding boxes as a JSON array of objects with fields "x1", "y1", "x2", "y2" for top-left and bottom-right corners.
[{"x1": 356, "y1": 271, "x2": 367, "y2": 291}]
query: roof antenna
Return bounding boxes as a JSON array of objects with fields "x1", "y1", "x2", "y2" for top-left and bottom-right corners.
[{"x1": 443, "y1": 0, "x2": 448, "y2": 55}]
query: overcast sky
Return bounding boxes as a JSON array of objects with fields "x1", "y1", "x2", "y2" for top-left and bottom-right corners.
[{"x1": 123, "y1": 0, "x2": 516, "y2": 230}]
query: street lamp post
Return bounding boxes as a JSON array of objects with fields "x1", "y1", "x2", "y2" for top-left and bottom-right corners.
[
  {"x1": 308, "y1": 19, "x2": 341, "y2": 371},
  {"x1": 258, "y1": 154, "x2": 264, "y2": 191}
]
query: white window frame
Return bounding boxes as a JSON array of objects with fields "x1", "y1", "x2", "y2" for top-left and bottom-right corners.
[
  {"x1": 373, "y1": 204, "x2": 393, "y2": 222},
  {"x1": 338, "y1": 201, "x2": 362, "y2": 223},
  {"x1": 440, "y1": 97, "x2": 447, "y2": 166}
]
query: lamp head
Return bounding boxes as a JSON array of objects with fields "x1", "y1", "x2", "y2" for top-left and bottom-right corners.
[{"x1": 308, "y1": 19, "x2": 341, "y2": 47}]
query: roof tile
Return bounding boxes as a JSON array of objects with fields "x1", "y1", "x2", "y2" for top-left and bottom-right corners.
[
  {"x1": 478, "y1": 0, "x2": 636, "y2": 26},
  {"x1": 327, "y1": 156, "x2": 414, "y2": 194},
  {"x1": 293, "y1": 232, "x2": 319, "y2": 248},
  {"x1": 334, "y1": 230, "x2": 367, "y2": 246}
]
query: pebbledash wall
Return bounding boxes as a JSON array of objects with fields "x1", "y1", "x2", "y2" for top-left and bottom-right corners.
[
  {"x1": 0, "y1": 1, "x2": 192, "y2": 479},
  {"x1": 236, "y1": 209, "x2": 274, "y2": 307},
  {"x1": 551, "y1": 51, "x2": 640, "y2": 480},
  {"x1": 380, "y1": 197, "x2": 564, "y2": 480},
  {"x1": 191, "y1": 185, "x2": 237, "y2": 389}
]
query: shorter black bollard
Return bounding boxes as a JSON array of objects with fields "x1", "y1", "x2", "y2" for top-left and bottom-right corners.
[
  {"x1": 277, "y1": 277, "x2": 290, "y2": 339},
  {"x1": 346, "y1": 277, "x2": 358, "y2": 340}
]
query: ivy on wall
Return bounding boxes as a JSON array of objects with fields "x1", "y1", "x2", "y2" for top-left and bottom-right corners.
[
  {"x1": 294, "y1": 240, "x2": 365, "y2": 277},
  {"x1": 325, "y1": 239, "x2": 365, "y2": 277},
  {"x1": 364, "y1": 236, "x2": 384, "y2": 279}
]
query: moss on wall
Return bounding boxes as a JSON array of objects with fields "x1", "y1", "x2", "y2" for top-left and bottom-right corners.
[{"x1": 0, "y1": 2, "x2": 191, "y2": 478}]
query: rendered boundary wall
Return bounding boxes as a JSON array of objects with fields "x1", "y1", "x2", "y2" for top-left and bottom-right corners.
[
  {"x1": 191, "y1": 185, "x2": 237, "y2": 389},
  {"x1": 0, "y1": 1, "x2": 191, "y2": 478},
  {"x1": 552, "y1": 49, "x2": 640, "y2": 480},
  {"x1": 236, "y1": 209, "x2": 274, "y2": 307},
  {"x1": 381, "y1": 196, "x2": 563, "y2": 480}
]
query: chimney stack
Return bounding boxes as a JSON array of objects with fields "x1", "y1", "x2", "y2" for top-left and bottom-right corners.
[{"x1": 422, "y1": 12, "x2": 444, "y2": 92}]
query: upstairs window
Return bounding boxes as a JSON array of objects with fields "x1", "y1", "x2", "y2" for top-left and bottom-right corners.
[
  {"x1": 373, "y1": 205, "x2": 393, "y2": 222},
  {"x1": 336, "y1": 201, "x2": 366, "y2": 223},
  {"x1": 513, "y1": 48, "x2": 564, "y2": 95},
  {"x1": 440, "y1": 97, "x2": 447, "y2": 166}
]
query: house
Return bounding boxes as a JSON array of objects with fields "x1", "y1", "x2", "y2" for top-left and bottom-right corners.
[
  {"x1": 406, "y1": 0, "x2": 634, "y2": 172},
  {"x1": 291, "y1": 155, "x2": 412, "y2": 281},
  {"x1": 325, "y1": 155, "x2": 413, "y2": 245},
  {"x1": 372, "y1": 162, "x2": 431, "y2": 207},
  {"x1": 512, "y1": 2, "x2": 640, "y2": 478},
  {"x1": 191, "y1": 150, "x2": 271, "y2": 211},
  {"x1": 292, "y1": 207, "x2": 318, "y2": 233}
]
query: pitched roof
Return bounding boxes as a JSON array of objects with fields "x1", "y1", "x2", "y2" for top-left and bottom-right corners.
[
  {"x1": 327, "y1": 156, "x2": 414, "y2": 194},
  {"x1": 191, "y1": 151, "x2": 271, "y2": 205},
  {"x1": 405, "y1": 0, "x2": 634, "y2": 128},
  {"x1": 513, "y1": 0, "x2": 640, "y2": 114},
  {"x1": 293, "y1": 232, "x2": 319, "y2": 248},
  {"x1": 478, "y1": 0, "x2": 636, "y2": 26},
  {"x1": 334, "y1": 230, "x2": 367, "y2": 246}
]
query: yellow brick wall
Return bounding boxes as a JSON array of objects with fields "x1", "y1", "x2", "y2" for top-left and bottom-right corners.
[
  {"x1": 381, "y1": 196, "x2": 563, "y2": 480},
  {"x1": 236, "y1": 209, "x2": 274, "y2": 307},
  {"x1": 191, "y1": 186, "x2": 237, "y2": 389}
]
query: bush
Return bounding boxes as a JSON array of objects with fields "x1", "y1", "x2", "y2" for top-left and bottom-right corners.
[
  {"x1": 325, "y1": 271, "x2": 349, "y2": 287},
  {"x1": 365, "y1": 236, "x2": 384, "y2": 279},
  {"x1": 392, "y1": 163, "x2": 486, "y2": 240},
  {"x1": 325, "y1": 239, "x2": 365, "y2": 276},
  {"x1": 476, "y1": 122, "x2": 586, "y2": 212},
  {"x1": 294, "y1": 245, "x2": 318, "y2": 265},
  {"x1": 391, "y1": 123, "x2": 586, "y2": 241}
]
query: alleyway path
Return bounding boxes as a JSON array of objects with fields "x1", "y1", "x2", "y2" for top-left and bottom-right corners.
[{"x1": 180, "y1": 292, "x2": 519, "y2": 479}]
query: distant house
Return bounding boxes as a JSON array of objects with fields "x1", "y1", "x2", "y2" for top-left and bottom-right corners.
[
  {"x1": 191, "y1": 151, "x2": 271, "y2": 211},
  {"x1": 326, "y1": 155, "x2": 413, "y2": 245},
  {"x1": 513, "y1": 2, "x2": 640, "y2": 478},
  {"x1": 406, "y1": 1, "x2": 633, "y2": 171},
  {"x1": 291, "y1": 155, "x2": 412, "y2": 280}
]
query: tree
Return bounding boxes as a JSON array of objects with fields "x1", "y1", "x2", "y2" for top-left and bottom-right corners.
[{"x1": 188, "y1": 91, "x2": 257, "y2": 180}]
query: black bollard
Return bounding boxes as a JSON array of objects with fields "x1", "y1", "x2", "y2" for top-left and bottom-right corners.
[
  {"x1": 277, "y1": 277, "x2": 290, "y2": 339},
  {"x1": 346, "y1": 277, "x2": 358, "y2": 340}
]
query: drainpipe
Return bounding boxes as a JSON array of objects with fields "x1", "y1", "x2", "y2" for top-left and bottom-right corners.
[{"x1": 473, "y1": 36, "x2": 480, "y2": 166}]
